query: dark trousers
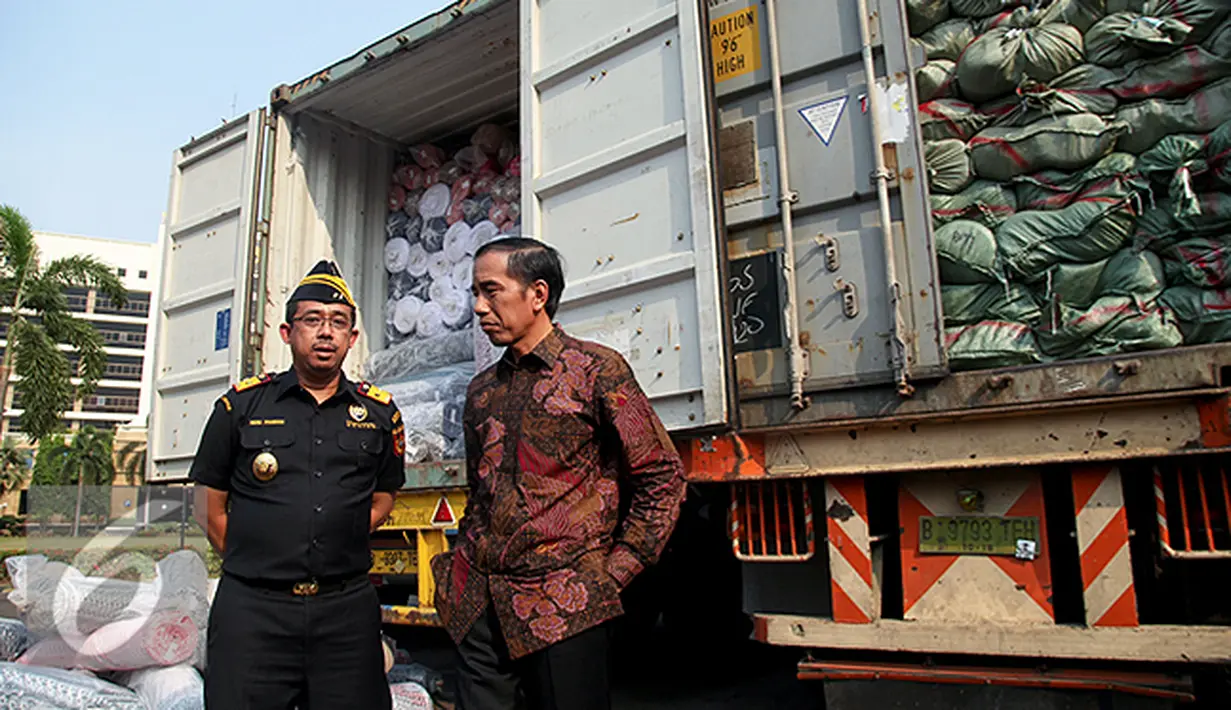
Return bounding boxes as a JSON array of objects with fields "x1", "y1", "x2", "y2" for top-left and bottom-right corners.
[
  {"x1": 205, "y1": 573, "x2": 391, "y2": 710},
  {"x1": 456, "y1": 606, "x2": 611, "y2": 710}
]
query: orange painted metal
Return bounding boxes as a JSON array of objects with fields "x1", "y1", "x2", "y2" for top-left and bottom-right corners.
[
  {"x1": 730, "y1": 479, "x2": 815, "y2": 561},
  {"x1": 1177, "y1": 465, "x2": 1194, "y2": 552},
  {"x1": 684, "y1": 434, "x2": 767, "y2": 482},
  {"x1": 796, "y1": 660, "x2": 1194, "y2": 702},
  {"x1": 1197, "y1": 395, "x2": 1231, "y2": 448},
  {"x1": 1197, "y1": 468, "x2": 1217, "y2": 551}
]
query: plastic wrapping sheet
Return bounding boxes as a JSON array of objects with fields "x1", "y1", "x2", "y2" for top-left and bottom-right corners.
[
  {"x1": 408, "y1": 144, "x2": 446, "y2": 169},
  {"x1": 388, "y1": 184, "x2": 407, "y2": 212},
  {"x1": 391, "y1": 681, "x2": 434, "y2": 710},
  {"x1": 402, "y1": 191, "x2": 425, "y2": 222},
  {"x1": 471, "y1": 123, "x2": 510, "y2": 155},
  {"x1": 0, "y1": 618, "x2": 29, "y2": 662},
  {"x1": 364, "y1": 329, "x2": 475, "y2": 382},
  {"x1": 452, "y1": 257, "x2": 475, "y2": 292},
  {"x1": 387, "y1": 211, "x2": 411, "y2": 239},
  {"x1": 418, "y1": 184, "x2": 451, "y2": 220},
  {"x1": 393, "y1": 296, "x2": 424, "y2": 336},
  {"x1": 0, "y1": 663, "x2": 145, "y2": 709},
  {"x1": 405, "y1": 243, "x2": 430, "y2": 279},
  {"x1": 415, "y1": 301, "x2": 448, "y2": 340},
  {"x1": 427, "y1": 252, "x2": 452, "y2": 284},
  {"x1": 113, "y1": 665, "x2": 204, "y2": 710},
  {"x1": 433, "y1": 285, "x2": 472, "y2": 329},
  {"x1": 421, "y1": 217, "x2": 448, "y2": 253},
  {"x1": 385, "y1": 238, "x2": 412, "y2": 274},
  {"x1": 444, "y1": 221, "x2": 474, "y2": 263}
]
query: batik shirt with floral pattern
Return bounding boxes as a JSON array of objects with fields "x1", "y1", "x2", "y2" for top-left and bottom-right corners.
[{"x1": 430, "y1": 326, "x2": 686, "y2": 659}]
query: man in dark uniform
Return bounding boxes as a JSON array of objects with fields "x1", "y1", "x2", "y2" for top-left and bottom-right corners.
[{"x1": 190, "y1": 261, "x2": 404, "y2": 709}]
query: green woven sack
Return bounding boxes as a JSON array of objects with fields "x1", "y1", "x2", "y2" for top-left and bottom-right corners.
[
  {"x1": 997, "y1": 197, "x2": 1137, "y2": 278},
  {"x1": 982, "y1": 64, "x2": 1119, "y2": 128},
  {"x1": 908, "y1": 0, "x2": 952, "y2": 36},
  {"x1": 1105, "y1": 46, "x2": 1231, "y2": 101},
  {"x1": 1134, "y1": 192, "x2": 1231, "y2": 250},
  {"x1": 943, "y1": 283, "x2": 1042, "y2": 326},
  {"x1": 920, "y1": 100, "x2": 991, "y2": 141},
  {"x1": 1160, "y1": 285, "x2": 1231, "y2": 343},
  {"x1": 925, "y1": 139, "x2": 975, "y2": 194},
  {"x1": 917, "y1": 60, "x2": 961, "y2": 102},
  {"x1": 958, "y1": 24, "x2": 1086, "y2": 103},
  {"x1": 1036, "y1": 295, "x2": 1181, "y2": 358},
  {"x1": 1159, "y1": 236, "x2": 1231, "y2": 288},
  {"x1": 1042, "y1": 0, "x2": 1109, "y2": 33},
  {"x1": 932, "y1": 180, "x2": 1020, "y2": 229},
  {"x1": 970, "y1": 113, "x2": 1126, "y2": 181},
  {"x1": 1014, "y1": 153, "x2": 1144, "y2": 211},
  {"x1": 936, "y1": 220, "x2": 1004, "y2": 284},
  {"x1": 921, "y1": 19, "x2": 978, "y2": 62},
  {"x1": 1086, "y1": 12, "x2": 1195, "y2": 66},
  {"x1": 1208, "y1": 19, "x2": 1231, "y2": 57},
  {"x1": 945, "y1": 321, "x2": 1043, "y2": 370},
  {"x1": 1112, "y1": 77, "x2": 1231, "y2": 153}
]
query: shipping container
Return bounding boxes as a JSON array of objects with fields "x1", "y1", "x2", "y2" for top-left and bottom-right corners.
[{"x1": 152, "y1": 0, "x2": 1231, "y2": 704}]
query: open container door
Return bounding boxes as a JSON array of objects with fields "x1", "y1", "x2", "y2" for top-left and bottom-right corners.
[
  {"x1": 521, "y1": 0, "x2": 730, "y2": 431},
  {"x1": 149, "y1": 111, "x2": 271, "y2": 481}
]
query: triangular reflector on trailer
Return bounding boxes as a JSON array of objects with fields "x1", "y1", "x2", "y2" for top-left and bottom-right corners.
[{"x1": 431, "y1": 495, "x2": 455, "y2": 526}]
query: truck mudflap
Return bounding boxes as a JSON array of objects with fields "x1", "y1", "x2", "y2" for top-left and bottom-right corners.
[{"x1": 371, "y1": 488, "x2": 467, "y2": 627}]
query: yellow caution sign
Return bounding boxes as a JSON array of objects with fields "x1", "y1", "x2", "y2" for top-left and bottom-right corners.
[{"x1": 710, "y1": 6, "x2": 762, "y2": 83}]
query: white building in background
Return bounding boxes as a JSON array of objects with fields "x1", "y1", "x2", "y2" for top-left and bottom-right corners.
[{"x1": 1, "y1": 232, "x2": 159, "y2": 439}]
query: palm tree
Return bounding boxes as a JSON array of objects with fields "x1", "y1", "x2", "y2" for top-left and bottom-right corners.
[
  {"x1": 47, "y1": 426, "x2": 116, "y2": 537},
  {"x1": 115, "y1": 439, "x2": 146, "y2": 486},
  {"x1": 0, "y1": 436, "x2": 29, "y2": 496},
  {"x1": 0, "y1": 205, "x2": 126, "y2": 444}
]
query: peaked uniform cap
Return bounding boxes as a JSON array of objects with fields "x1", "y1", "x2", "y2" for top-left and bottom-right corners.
[{"x1": 290, "y1": 260, "x2": 355, "y2": 308}]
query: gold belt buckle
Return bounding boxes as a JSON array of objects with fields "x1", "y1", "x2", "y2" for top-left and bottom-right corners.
[{"x1": 292, "y1": 580, "x2": 319, "y2": 596}]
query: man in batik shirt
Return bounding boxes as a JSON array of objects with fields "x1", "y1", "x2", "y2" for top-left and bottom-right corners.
[{"x1": 432, "y1": 237, "x2": 686, "y2": 709}]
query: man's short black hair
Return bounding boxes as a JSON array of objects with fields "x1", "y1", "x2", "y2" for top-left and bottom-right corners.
[{"x1": 474, "y1": 237, "x2": 566, "y2": 319}]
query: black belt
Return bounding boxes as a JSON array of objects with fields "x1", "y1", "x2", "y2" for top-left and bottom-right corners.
[{"x1": 227, "y1": 572, "x2": 369, "y2": 597}]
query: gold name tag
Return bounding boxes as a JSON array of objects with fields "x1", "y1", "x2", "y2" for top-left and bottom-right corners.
[
  {"x1": 248, "y1": 419, "x2": 286, "y2": 426},
  {"x1": 346, "y1": 420, "x2": 378, "y2": 430}
]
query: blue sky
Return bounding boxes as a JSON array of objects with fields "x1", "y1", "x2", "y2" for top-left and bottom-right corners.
[{"x1": 0, "y1": 0, "x2": 446, "y2": 244}]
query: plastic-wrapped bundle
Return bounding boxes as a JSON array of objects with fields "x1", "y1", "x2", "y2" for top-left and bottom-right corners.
[
  {"x1": 996, "y1": 197, "x2": 1137, "y2": 278},
  {"x1": 472, "y1": 123, "x2": 510, "y2": 155},
  {"x1": 1138, "y1": 133, "x2": 1210, "y2": 216},
  {"x1": 403, "y1": 402, "x2": 448, "y2": 463},
  {"x1": 945, "y1": 321, "x2": 1042, "y2": 370},
  {"x1": 920, "y1": 100, "x2": 990, "y2": 141},
  {"x1": 452, "y1": 257, "x2": 474, "y2": 292},
  {"x1": 405, "y1": 243, "x2": 430, "y2": 279},
  {"x1": 391, "y1": 681, "x2": 435, "y2": 710},
  {"x1": 470, "y1": 220, "x2": 501, "y2": 248},
  {"x1": 402, "y1": 214, "x2": 424, "y2": 244},
  {"x1": 113, "y1": 665, "x2": 203, "y2": 710},
  {"x1": 916, "y1": 59, "x2": 960, "y2": 102},
  {"x1": 957, "y1": 24, "x2": 1085, "y2": 104},
  {"x1": 416, "y1": 301, "x2": 449, "y2": 340},
  {"x1": 942, "y1": 283, "x2": 1041, "y2": 326},
  {"x1": 447, "y1": 200, "x2": 466, "y2": 226},
  {"x1": 982, "y1": 65, "x2": 1119, "y2": 128},
  {"x1": 402, "y1": 190, "x2": 424, "y2": 220},
  {"x1": 387, "y1": 212, "x2": 411, "y2": 239},
  {"x1": 389, "y1": 184, "x2": 407, "y2": 212},
  {"x1": 0, "y1": 662, "x2": 145, "y2": 709},
  {"x1": 388, "y1": 271, "x2": 425, "y2": 303},
  {"x1": 381, "y1": 363, "x2": 475, "y2": 408},
  {"x1": 408, "y1": 144, "x2": 447, "y2": 169},
  {"x1": 434, "y1": 285, "x2": 472, "y2": 329},
  {"x1": 932, "y1": 180, "x2": 1019, "y2": 229},
  {"x1": 439, "y1": 161, "x2": 465, "y2": 184},
  {"x1": 455, "y1": 145, "x2": 488, "y2": 173},
  {"x1": 1160, "y1": 285, "x2": 1231, "y2": 342},
  {"x1": 970, "y1": 113, "x2": 1126, "y2": 181},
  {"x1": 920, "y1": 19, "x2": 977, "y2": 62},
  {"x1": 444, "y1": 221, "x2": 477, "y2": 263},
  {"x1": 364, "y1": 328, "x2": 476, "y2": 382},
  {"x1": 461, "y1": 198, "x2": 488, "y2": 224},
  {"x1": 19, "y1": 610, "x2": 200, "y2": 672},
  {"x1": 935, "y1": 220, "x2": 1003, "y2": 284},
  {"x1": 385, "y1": 238, "x2": 412, "y2": 274},
  {"x1": 1036, "y1": 296, "x2": 1181, "y2": 358},
  {"x1": 393, "y1": 296, "x2": 424, "y2": 336},
  {"x1": 1114, "y1": 77, "x2": 1231, "y2": 153},
  {"x1": 505, "y1": 155, "x2": 521, "y2": 176},
  {"x1": 388, "y1": 663, "x2": 445, "y2": 695},
  {"x1": 418, "y1": 183, "x2": 451, "y2": 220},
  {"x1": 427, "y1": 252, "x2": 452, "y2": 285},
  {"x1": 924, "y1": 139, "x2": 974, "y2": 194},
  {"x1": 0, "y1": 618, "x2": 29, "y2": 661},
  {"x1": 422, "y1": 217, "x2": 448, "y2": 253}
]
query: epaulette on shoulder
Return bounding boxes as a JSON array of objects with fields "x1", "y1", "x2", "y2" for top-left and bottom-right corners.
[
  {"x1": 357, "y1": 382, "x2": 392, "y2": 405},
  {"x1": 233, "y1": 373, "x2": 274, "y2": 393}
]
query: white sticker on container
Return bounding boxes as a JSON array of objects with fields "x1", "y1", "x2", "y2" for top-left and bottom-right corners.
[
  {"x1": 874, "y1": 79, "x2": 912, "y2": 145},
  {"x1": 1015, "y1": 539, "x2": 1038, "y2": 561},
  {"x1": 799, "y1": 96, "x2": 848, "y2": 147}
]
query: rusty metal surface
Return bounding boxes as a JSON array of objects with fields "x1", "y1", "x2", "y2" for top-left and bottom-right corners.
[
  {"x1": 739, "y1": 344, "x2": 1231, "y2": 431},
  {"x1": 797, "y1": 661, "x2": 1195, "y2": 702},
  {"x1": 687, "y1": 396, "x2": 1230, "y2": 481},
  {"x1": 381, "y1": 604, "x2": 442, "y2": 627},
  {"x1": 402, "y1": 461, "x2": 466, "y2": 491}
]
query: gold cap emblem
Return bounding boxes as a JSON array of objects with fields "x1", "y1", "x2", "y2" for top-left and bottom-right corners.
[{"x1": 253, "y1": 451, "x2": 279, "y2": 481}]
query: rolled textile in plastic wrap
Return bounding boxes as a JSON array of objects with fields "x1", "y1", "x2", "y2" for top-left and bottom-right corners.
[
  {"x1": 434, "y1": 285, "x2": 472, "y2": 329},
  {"x1": 461, "y1": 198, "x2": 487, "y2": 224},
  {"x1": 391, "y1": 681, "x2": 434, "y2": 710},
  {"x1": 439, "y1": 161, "x2": 465, "y2": 185},
  {"x1": 470, "y1": 220, "x2": 501, "y2": 247},
  {"x1": 931, "y1": 180, "x2": 1018, "y2": 229},
  {"x1": 387, "y1": 212, "x2": 411, "y2": 239},
  {"x1": 388, "y1": 271, "x2": 426, "y2": 302},
  {"x1": 455, "y1": 145, "x2": 487, "y2": 173},
  {"x1": 387, "y1": 663, "x2": 445, "y2": 695},
  {"x1": 403, "y1": 402, "x2": 449, "y2": 463},
  {"x1": 405, "y1": 245, "x2": 430, "y2": 282},
  {"x1": 112, "y1": 665, "x2": 204, "y2": 710},
  {"x1": 472, "y1": 123, "x2": 510, "y2": 155},
  {"x1": 0, "y1": 618, "x2": 29, "y2": 661},
  {"x1": 421, "y1": 217, "x2": 448, "y2": 253},
  {"x1": 452, "y1": 257, "x2": 475, "y2": 292},
  {"x1": 402, "y1": 190, "x2": 424, "y2": 222},
  {"x1": 944, "y1": 321, "x2": 1042, "y2": 370},
  {"x1": 418, "y1": 183, "x2": 451, "y2": 220},
  {"x1": 0, "y1": 662, "x2": 145, "y2": 709},
  {"x1": 427, "y1": 251, "x2": 452, "y2": 284},
  {"x1": 385, "y1": 238, "x2": 412, "y2": 274},
  {"x1": 389, "y1": 184, "x2": 407, "y2": 212},
  {"x1": 415, "y1": 301, "x2": 449, "y2": 340},
  {"x1": 380, "y1": 363, "x2": 475, "y2": 407},
  {"x1": 393, "y1": 296, "x2": 424, "y2": 336},
  {"x1": 408, "y1": 144, "x2": 446, "y2": 169},
  {"x1": 444, "y1": 221, "x2": 476, "y2": 263},
  {"x1": 447, "y1": 199, "x2": 466, "y2": 226},
  {"x1": 364, "y1": 328, "x2": 475, "y2": 382},
  {"x1": 19, "y1": 610, "x2": 200, "y2": 672}
]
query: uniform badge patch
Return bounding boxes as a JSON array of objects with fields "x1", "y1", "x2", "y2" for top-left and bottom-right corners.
[
  {"x1": 349, "y1": 403, "x2": 369, "y2": 422},
  {"x1": 253, "y1": 451, "x2": 279, "y2": 482}
]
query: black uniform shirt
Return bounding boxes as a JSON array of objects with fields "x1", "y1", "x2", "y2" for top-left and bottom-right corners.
[{"x1": 189, "y1": 369, "x2": 405, "y2": 582}]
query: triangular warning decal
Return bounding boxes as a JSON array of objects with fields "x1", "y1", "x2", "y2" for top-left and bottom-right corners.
[
  {"x1": 766, "y1": 434, "x2": 810, "y2": 475},
  {"x1": 799, "y1": 96, "x2": 848, "y2": 147},
  {"x1": 431, "y1": 496, "x2": 456, "y2": 527}
]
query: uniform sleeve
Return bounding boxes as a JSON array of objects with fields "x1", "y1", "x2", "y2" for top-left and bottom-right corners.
[
  {"x1": 376, "y1": 403, "x2": 407, "y2": 493},
  {"x1": 188, "y1": 396, "x2": 237, "y2": 491},
  {"x1": 596, "y1": 352, "x2": 687, "y2": 589}
]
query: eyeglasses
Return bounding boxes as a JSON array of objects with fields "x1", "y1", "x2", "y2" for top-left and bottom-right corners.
[{"x1": 293, "y1": 315, "x2": 353, "y2": 331}]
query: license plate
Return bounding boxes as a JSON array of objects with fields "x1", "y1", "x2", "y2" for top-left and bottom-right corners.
[
  {"x1": 370, "y1": 548, "x2": 418, "y2": 575},
  {"x1": 918, "y1": 516, "x2": 1039, "y2": 556}
]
